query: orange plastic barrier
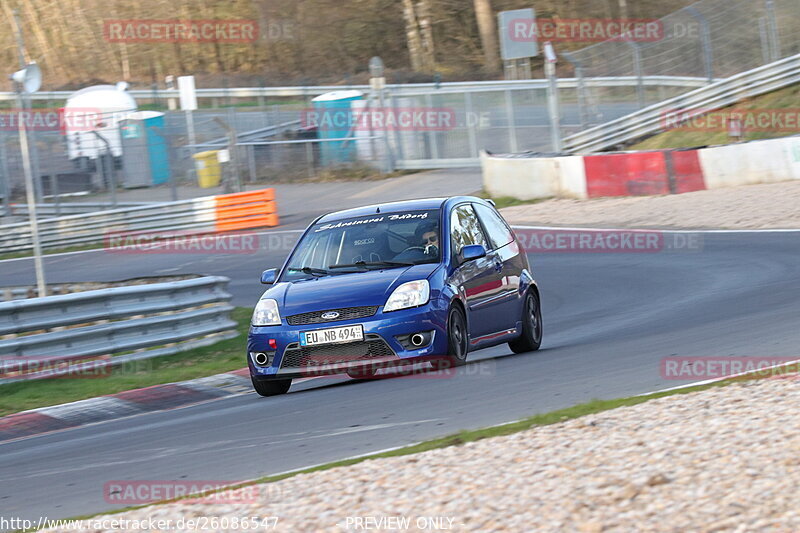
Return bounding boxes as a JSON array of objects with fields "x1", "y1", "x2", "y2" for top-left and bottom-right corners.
[{"x1": 213, "y1": 188, "x2": 279, "y2": 232}]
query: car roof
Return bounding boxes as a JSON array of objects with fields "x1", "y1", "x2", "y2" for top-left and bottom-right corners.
[
  {"x1": 315, "y1": 198, "x2": 448, "y2": 223},
  {"x1": 314, "y1": 196, "x2": 495, "y2": 224}
]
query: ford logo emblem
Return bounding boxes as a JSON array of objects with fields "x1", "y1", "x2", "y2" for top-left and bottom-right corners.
[{"x1": 321, "y1": 311, "x2": 340, "y2": 320}]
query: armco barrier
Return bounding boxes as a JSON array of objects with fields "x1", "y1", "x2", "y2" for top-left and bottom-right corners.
[
  {"x1": 0, "y1": 276, "x2": 236, "y2": 384},
  {"x1": 0, "y1": 188, "x2": 278, "y2": 254},
  {"x1": 563, "y1": 53, "x2": 800, "y2": 154}
]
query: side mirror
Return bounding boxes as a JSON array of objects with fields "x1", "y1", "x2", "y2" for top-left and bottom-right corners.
[
  {"x1": 460, "y1": 244, "x2": 486, "y2": 262},
  {"x1": 260, "y1": 269, "x2": 277, "y2": 284}
]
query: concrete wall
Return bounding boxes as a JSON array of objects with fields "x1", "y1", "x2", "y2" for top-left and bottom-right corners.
[{"x1": 482, "y1": 135, "x2": 800, "y2": 201}]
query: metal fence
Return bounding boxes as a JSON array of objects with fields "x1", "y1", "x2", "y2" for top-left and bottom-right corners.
[
  {"x1": 0, "y1": 76, "x2": 708, "y2": 207},
  {"x1": 564, "y1": 53, "x2": 800, "y2": 153},
  {"x1": 0, "y1": 187, "x2": 277, "y2": 253},
  {"x1": 0, "y1": 276, "x2": 236, "y2": 384},
  {"x1": 0, "y1": 0, "x2": 797, "y2": 206}
]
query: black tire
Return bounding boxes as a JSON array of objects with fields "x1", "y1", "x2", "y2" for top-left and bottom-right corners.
[
  {"x1": 251, "y1": 377, "x2": 292, "y2": 397},
  {"x1": 347, "y1": 366, "x2": 378, "y2": 379},
  {"x1": 509, "y1": 290, "x2": 543, "y2": 354},
  {"x1": 431, "y1": 305, "x2": 469, "y2": 370}
]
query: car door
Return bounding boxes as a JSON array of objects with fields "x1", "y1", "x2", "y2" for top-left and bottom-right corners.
[
  {"x1": 473, "y1": 203, "x2": 525, "y2": 333},
  {"x1": 449, "y1": 204, "x2": 501, "y2": 339}
]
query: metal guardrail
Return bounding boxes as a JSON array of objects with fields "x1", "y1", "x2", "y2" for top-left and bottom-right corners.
[
  {"x1": 0, "y1": 199, "x2": 217, "y2": 253},
  {"x1": 0, "y1": 276, "x2": 237, "y2": 383},
  {"x1": 563, "y1": 53, "x2": 800, "y2": 154},
  {"x1": 0, "y1": 276, "x2": 232, "y2": 337},
  {"x1": 0, "y1": 188, "x2": 277, "y2": 254},
  {"x1": 1, "y1": 202, "x2": 151, "y2": 218},
  {"x1": 0, "y1": 76, "x2": 713, "y2": 103}
]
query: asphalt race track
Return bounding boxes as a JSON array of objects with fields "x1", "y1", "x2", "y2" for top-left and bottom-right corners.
[{"x1": 2, "y1": 230, "x2": 800, "y2": 523}]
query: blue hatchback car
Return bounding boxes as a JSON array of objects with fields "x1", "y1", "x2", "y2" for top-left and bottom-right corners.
[{"x1": 247, "y1": 196, "x2": 542, "y2": 396}]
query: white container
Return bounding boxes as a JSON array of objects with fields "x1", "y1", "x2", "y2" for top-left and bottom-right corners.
[{"x1": 64, "y1": 82, "x2": 137, "y2": 161}]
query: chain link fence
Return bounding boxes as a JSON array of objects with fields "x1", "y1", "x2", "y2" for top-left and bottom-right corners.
[
  {"x1": 0, "y1": 0, "x2": 798, "y2": 212},
  {"x1": 564, "y1": 0, "x2": 799, "y2": 126}
]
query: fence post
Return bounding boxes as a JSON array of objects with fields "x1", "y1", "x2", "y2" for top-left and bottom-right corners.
[
  {"x1": 305, "y1": 140, "x2": 315, "y2": 179},
  {"x1": 388, "y1": 89, "x2": 406, "y2": 166},
  {"x1": 562, "y1": 52, "x2": 588, "y2": 130},
  {"x1": 687, "y1": 8, "x2": 714, "y2": 83},
  {"x1": 376, "y1": 87, "x2": 395, "y2": 171},
  {"x1": 424, "y1": 93, "x2": 440, "y2": 160},
  {"x1": 764, "y1": 0, "x2": 781, "y2": 62},
  {"x1": 504, "y1": 89, "x2": 519, "y2": 153},
  {"x1": 0, "y1": 136, "x2": 9, "y2": 218},
  {"x1": 544, "y1": 64, "x2": 562, "y2": 153},
  {"x1": 758, "y1": 18, "x2": 772, "y2": 65},
  {"x1": 248, "y1": 145, "x2": 257, "y2": 183},
  {"x1": 464, "y1": 92, "x2": 479, "y2": 158},
  {"x1": 626, "y1": 41, "x2": 646, "y2": 109}
]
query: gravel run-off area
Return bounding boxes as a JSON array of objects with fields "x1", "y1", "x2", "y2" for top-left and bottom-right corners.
[
  {"x1": 44, "y1": 376, "x2": 800, "y2": 532},
  {"x1": 500, "y1": 180, "x2": 800, "y2": 229}
]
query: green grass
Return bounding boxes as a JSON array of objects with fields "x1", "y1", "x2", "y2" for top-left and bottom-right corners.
[
  {"x1": 631, "y1": 83, "x2": 800, "y2": 150},
  {"x1": 0, "y1": 308, "x2": 251, "y2": 418}
]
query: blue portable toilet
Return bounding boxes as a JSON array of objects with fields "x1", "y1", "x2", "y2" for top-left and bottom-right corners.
[
  {"x1": 120, "y1": 111, "x2": 171, "y2": 187},
  {"x1": 311, "y1": 90, "x2": 364, "y2": 165}
]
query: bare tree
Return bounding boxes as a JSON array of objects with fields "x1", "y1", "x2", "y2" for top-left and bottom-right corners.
[
  {"x1": 473, "y1": 0, "x2": 499, "y2": 72},
  {"x1": 618, "y1": 0, "x2": 629, "y2": 20},
  {"x1": 417, "y1": 0, "x2": 435, "y2": 68},
  {"x1": 402, "y1": 0, "x2": 434, "y2": 72}
]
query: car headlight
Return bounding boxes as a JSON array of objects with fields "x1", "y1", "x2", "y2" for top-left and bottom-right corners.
[
  {"x1": 384, "y1": 280, "x2": 430, "y2": 313},
  {"x1": 252, "y1": 298, "x2": 281, "y2": 326}
]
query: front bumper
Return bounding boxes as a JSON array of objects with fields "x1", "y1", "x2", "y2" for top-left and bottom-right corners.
[{"x1": 248, "y1": 303, "x2": 448, "y2": 380}]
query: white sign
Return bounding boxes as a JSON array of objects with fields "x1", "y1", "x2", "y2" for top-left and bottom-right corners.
[
  {"x1": 544, "y1": 42, "x2": 557, "y2": 64},
  {"x1": 217, "y1": 149, "x2": 230, "y2": 163},
  {"x1": 498, "y1": 9, "x2": 538, "y2": 61},
  {"x1": 177, "y1": 76, "x2": 198, "y2": 111}
]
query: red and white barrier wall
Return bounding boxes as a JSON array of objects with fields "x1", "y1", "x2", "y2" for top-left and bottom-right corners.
[{"x1": 481, "y1": 136, "x2": 800, "y2": 200}]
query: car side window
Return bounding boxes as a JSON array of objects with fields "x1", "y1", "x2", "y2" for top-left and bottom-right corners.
[
  {"x1": 473, "y1": 204, "x2": 514, "y2": 251},
  {"x1": 450, "y1": 205, "x2": 489, "y2": 255}
]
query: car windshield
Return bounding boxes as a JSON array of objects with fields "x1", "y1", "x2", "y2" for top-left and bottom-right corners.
[{"x1": 283, "y1": 209, "x2": 441, "y2": 281}]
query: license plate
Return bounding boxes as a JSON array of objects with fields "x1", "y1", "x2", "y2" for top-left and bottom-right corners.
[{"x1": 300, "y1": 325, "x2": 364, "y2": 347}]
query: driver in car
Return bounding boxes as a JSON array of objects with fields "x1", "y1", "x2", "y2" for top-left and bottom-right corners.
[{"x1": 418, "y1": 223, "x2": 439, "y2": 256}]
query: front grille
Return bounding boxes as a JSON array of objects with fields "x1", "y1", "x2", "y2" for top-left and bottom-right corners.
[
  {"x1": 280, "y1": 334, "x2": 396, "y2": 369},
  {"x1": 286, "y1": 306, "x2": 378, "y2": 326}
]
